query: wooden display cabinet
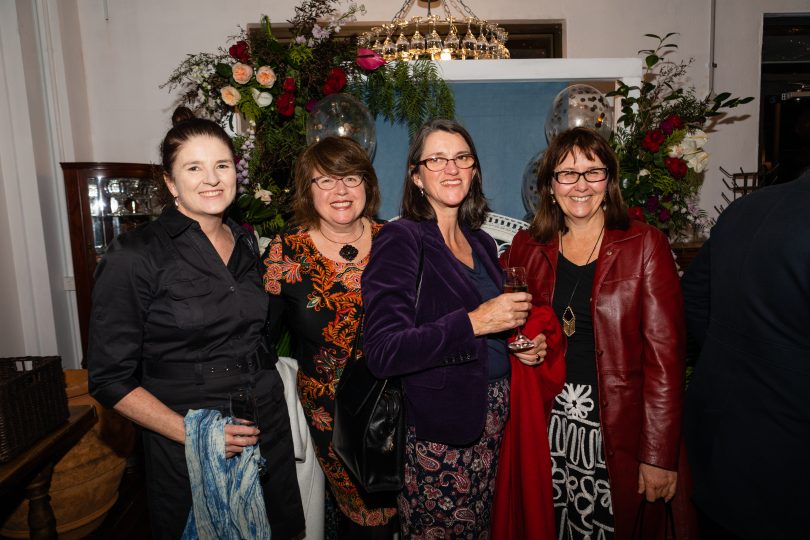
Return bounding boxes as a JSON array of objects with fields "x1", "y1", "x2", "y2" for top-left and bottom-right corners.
[{"x1": 62, "y1": 162, "x2": 162, "y2": 359}]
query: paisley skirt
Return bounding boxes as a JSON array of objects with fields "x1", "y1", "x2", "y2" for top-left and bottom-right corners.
[{"x1": 397, "y1": 377, "x2": 510, "y2": 539}]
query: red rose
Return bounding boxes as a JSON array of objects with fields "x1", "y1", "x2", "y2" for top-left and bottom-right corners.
[
  {"x1": 228, "y1": 40, "x2": 250, "y2": 63},
  {"x1": 641, "y1": 129, "x2": 666, "y2": 153},
  {"x1": 659, "y1": 114, "x2": 684, "y2": 135},
  {"x1": 283, "y1": 77, "x2": 296, "y2": 92},
  {"x1": 664, "y1": 156, "x2": 688, "y2": 178},
  {"x1": 322, "y1": 67, "x2": 347, "y2": 95},
  {"x1": 628, "y1": 206, "x2": 646, "y2": 222},
  {"x1": 276, "y1": 92, "x2": 296, "y2": 117}
]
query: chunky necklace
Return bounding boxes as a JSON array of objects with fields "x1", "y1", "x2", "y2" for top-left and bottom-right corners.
[
  {"x1": 319, "y1": 221, "x2": 365, "y2": 261},
  {"x1": 559, "y1": 225, "x2": 604, "y2": 337}
]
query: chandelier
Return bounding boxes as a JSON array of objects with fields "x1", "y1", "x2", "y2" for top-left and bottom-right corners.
[{"x1": 359, "y1": 0, "x2": 510, "y2": 61}]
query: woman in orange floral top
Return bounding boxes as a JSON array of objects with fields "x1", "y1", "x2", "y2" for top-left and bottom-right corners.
[{"x1": 263, "y1": 137, "x2": 396, "y2": 539}]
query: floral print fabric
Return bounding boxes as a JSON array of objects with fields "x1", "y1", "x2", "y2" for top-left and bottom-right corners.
[
  {"x1": 398, "y1": 378, "x2": 509, "y2": 539},
  {"x1": 263, "y1": 224, "x2": 396, "y2": 527}
]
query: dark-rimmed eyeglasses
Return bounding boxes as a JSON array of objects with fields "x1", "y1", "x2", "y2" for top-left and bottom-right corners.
[
  {"x1": 417, "y1": 154, "x2": 476, "y2": 172},
  {"x1": 310, "y1": 174, "x2": 365, "y2": 190},
  {"x1": 553, "y1": 167, "x2": 608, "y2": 184}
]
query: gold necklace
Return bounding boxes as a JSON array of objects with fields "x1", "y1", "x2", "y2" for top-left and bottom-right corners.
[
  {"x1": 318, "y1": 221, "x2": 365, "y2": 261},
  {"x1": 559, "y1": 226, "x2": 604, "y2": 337}
]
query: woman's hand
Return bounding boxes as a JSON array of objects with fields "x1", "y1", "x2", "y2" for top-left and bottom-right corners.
[
  {"x1": 468, "y1": 292, "x2": 532, "y2": 336},
  {"x1": 223, "y1": 423, "x2": 260, "y2": 459},
  {"x1": 638, "y1": 463, "x2": 678, "y2": 502},
  {"x1": 512, "y1": 333, "x2": 548, "y2": 366}
]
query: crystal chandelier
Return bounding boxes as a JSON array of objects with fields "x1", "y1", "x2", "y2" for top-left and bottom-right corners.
[{"x1": 359, "y1": 0, "x2": 510, "y2": 61}]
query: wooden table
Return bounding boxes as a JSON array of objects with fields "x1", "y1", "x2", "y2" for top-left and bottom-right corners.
[{"x1": 0, "y1": 405, "x2": 97, "y2": 539}]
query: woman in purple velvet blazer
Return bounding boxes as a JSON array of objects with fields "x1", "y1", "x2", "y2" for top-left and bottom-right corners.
[{"x1": 361, "y1": 119, "x2": 542, "y2": 538}]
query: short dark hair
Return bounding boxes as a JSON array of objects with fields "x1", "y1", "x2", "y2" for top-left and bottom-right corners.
[
  {"x1": 401, "y1": 118, "x2": 490, "y2": 229},
  {"x1": 157, "y1": 107, "x2": 236, "y2": 204},
  {"x1": 292, "y1": 137, "x2": 380, "y2": 229},
  {"x1": 529, "y1": 127, "x2": 629, "y2": 241}
]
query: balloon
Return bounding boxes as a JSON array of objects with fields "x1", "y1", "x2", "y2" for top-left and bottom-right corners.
[
  {"x1": 544, "y1": 84, "x2": 613, "y2": 142},
  {"x1": 305, "y1": 93, "x2": 376, "y2": 158},
  {"x1": 521, "y1": 149, "x2": 545, "y2": 214}
]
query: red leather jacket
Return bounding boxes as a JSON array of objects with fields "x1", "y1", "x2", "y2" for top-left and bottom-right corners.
[{"x1": 504, "y1": 220, "x2": 697, "y2": 539}]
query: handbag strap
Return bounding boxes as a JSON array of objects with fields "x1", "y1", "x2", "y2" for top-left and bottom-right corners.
[{"x1": 632, "y1": 499, "x2": 677, "y2": 540}]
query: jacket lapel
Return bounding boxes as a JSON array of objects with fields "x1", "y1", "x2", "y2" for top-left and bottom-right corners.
[
  {"x1": 418, "y1": 221, "x2": 485, "y2": 310},
  {"x1": 591, "y1": 226, "x2": 641, "y2": 300}
]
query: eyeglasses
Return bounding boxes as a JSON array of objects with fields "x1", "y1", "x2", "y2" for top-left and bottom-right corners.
[
  {"x1": 417, "y1": 154, "x2": 476, "y2": 172},
  {"x1": 553, "y1": 167, "x2": 608, "y2": 184},
  {"x1": 310, "y1": 174, "x2": 365, "y2": 190}
]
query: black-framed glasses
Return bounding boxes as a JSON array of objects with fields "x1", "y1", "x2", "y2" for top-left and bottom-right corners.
[
  {"x1": 417, "y1": 154, "x2": 476, "y2": 172},
  {"x1": 553, "y1": 167, "x2": 608, "y2": 184},
  {"x1": 310, "y1": 174, "x2": 365, "y2": 190}
]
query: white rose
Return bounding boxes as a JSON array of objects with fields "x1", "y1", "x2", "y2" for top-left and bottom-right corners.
[
  {"x1": 667, "y1": 144, "x2": 685, "y2": 158},
  {"x1": 251, "y1": 88, "x2": 273, "y2": 108},
  {"x1": 685, "y1": 150, "x2": 710, "y2": 173},
  {"x1": 681, "y1": 129, "x2": 708, "y2": 153},
  {"x1": 254, "y1": 189, "x2": 272, "y2": 204},
  {"x1": 638, "y1": 169, "x2": 650, "y2": 177}
]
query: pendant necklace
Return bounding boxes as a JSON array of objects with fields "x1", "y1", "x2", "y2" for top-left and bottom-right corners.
[
  {"x1": 559, "y1": 225, "x2": 604, "y2": 337},
  {"x1": 319, "y1": 221, "x2": 365, "y2": 261}
]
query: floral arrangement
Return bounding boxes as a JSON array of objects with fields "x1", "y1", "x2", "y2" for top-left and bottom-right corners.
[
  {"x1": 608, "y1": 33, "x2": 753, "y2": 240},
  {"x1": 162, "y1": 0, "x2": 454, "y2": 236}
]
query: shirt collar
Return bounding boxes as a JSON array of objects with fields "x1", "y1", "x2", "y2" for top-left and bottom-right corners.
[{"x1": 160, "y1": 204, "x2": 249, "y2": 244}]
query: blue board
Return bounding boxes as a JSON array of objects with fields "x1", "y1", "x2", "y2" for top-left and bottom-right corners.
[{"x1": 371, "y1": 80, "x2": 568, "y2": 221}]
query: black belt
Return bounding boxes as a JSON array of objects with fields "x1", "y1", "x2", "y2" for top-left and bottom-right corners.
[{"x1": 145, "y1": 341, "x2": 277, "y2": 384}]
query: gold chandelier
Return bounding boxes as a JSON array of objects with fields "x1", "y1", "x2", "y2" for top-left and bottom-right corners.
[{"x1": 359, "y1": 0, "x2": 510, "y2": 61}]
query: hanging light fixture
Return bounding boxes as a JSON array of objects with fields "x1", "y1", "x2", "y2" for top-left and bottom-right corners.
[{"x1": 359, "y1": 0, "x2": 510, "y2": 61}]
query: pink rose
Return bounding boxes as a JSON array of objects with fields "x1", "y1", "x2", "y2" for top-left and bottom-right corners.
[
  {"x1": 356, "y1": 48, "x2": 385, "y2": 71},
  {"x1": 256, "y1": 66, "x2": 277, "y2": 88},
  {"x1": 220, "y1": 85, "x2": 241, "y2": 106},
  {"x1": 231, "y1": 63, "x2": 253, "y2": 85}
]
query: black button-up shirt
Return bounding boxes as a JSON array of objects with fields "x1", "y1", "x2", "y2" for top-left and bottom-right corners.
[{"x1": 88, "y1": 205, "x2": 268, "y2": 409}]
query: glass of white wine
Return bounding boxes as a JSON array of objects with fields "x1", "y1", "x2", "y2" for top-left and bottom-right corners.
[{"x1": 503, "y1": 266, "x2": 534, "y2": 352}]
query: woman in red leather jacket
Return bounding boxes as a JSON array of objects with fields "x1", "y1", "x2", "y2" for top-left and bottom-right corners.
[{"x1": 503, "y1": 128, "x2": 697, "y2": 539}]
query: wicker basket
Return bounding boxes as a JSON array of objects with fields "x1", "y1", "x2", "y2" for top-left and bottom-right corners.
[{"x1": 0, "y1": 356, "x2": 69, "y2": 463}]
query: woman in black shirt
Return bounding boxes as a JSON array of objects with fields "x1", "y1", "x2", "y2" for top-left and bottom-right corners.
[{"x1": 88, "y1": 107, "x2": 304, "y2": 539}]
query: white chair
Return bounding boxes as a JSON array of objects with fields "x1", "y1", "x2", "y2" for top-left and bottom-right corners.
[
  {"x1": 480, "y1": 212, "x2": 529, "y2": 256},
  {"x1": 277, "y1": 357, "x2": 325, "y2": 539},
  {"x1": 388, "y1": 212, "x2": 529, "y2": 255}
]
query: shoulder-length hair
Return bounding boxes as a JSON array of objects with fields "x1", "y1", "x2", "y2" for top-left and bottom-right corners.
[
  {"x1": 529, "y1": 127, "x2": 629, "y2": 242},
  {"x1": 292, "y1": 137, "x2": 381, "y2": 229},
  {"x1": 401, "y1": 118, "x2": 490, "y2": 229}
]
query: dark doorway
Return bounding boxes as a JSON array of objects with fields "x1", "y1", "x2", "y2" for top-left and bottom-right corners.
[{"x1": 760, "y1": 14, "x2": 810, "y2": 185}]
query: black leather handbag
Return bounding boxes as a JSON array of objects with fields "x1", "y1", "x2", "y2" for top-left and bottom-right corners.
[
  {"x1": 332, "y1": 243, "x2": 423, "y2": 493},
  {"x1": 332, "y1": 317, "x2": 405, "y2": 493}
]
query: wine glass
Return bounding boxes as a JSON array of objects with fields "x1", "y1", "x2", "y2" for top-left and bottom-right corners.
[
  {"x1": 503, "y1": 267, "x2": 534, "y2": 352},
  {"x1": 229, "y1": 385, "x2": 266, "y2": 474}
]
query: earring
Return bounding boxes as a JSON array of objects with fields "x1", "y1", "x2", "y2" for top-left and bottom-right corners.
[
  {"x1": 550, "y1": 194, "x2": 557, "y2": 205},
  {"x1": 174, "y1": 197, "x2": 180, "y2": 207},
  {"x1": 419, "y1": 187, "x2": 425, "y2": 197}
]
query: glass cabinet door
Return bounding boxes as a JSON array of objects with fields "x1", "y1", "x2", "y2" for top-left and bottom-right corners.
[{"x1": 62, "y1": 162, "x2": 162, "y2": 360}]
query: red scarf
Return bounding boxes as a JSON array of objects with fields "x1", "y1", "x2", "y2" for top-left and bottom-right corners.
[{"x1": 491, "y1": 305, "x2": 566, "y2": 540}]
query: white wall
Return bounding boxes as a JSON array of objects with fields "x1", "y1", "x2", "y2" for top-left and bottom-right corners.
[{"x1": 1, "y1": 0, "x2": 807, "y2": 361}]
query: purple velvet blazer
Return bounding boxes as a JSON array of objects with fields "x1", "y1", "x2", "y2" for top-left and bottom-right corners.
[{"x1": 361, "y1": 218, "x2": 503, "y2": 445}]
